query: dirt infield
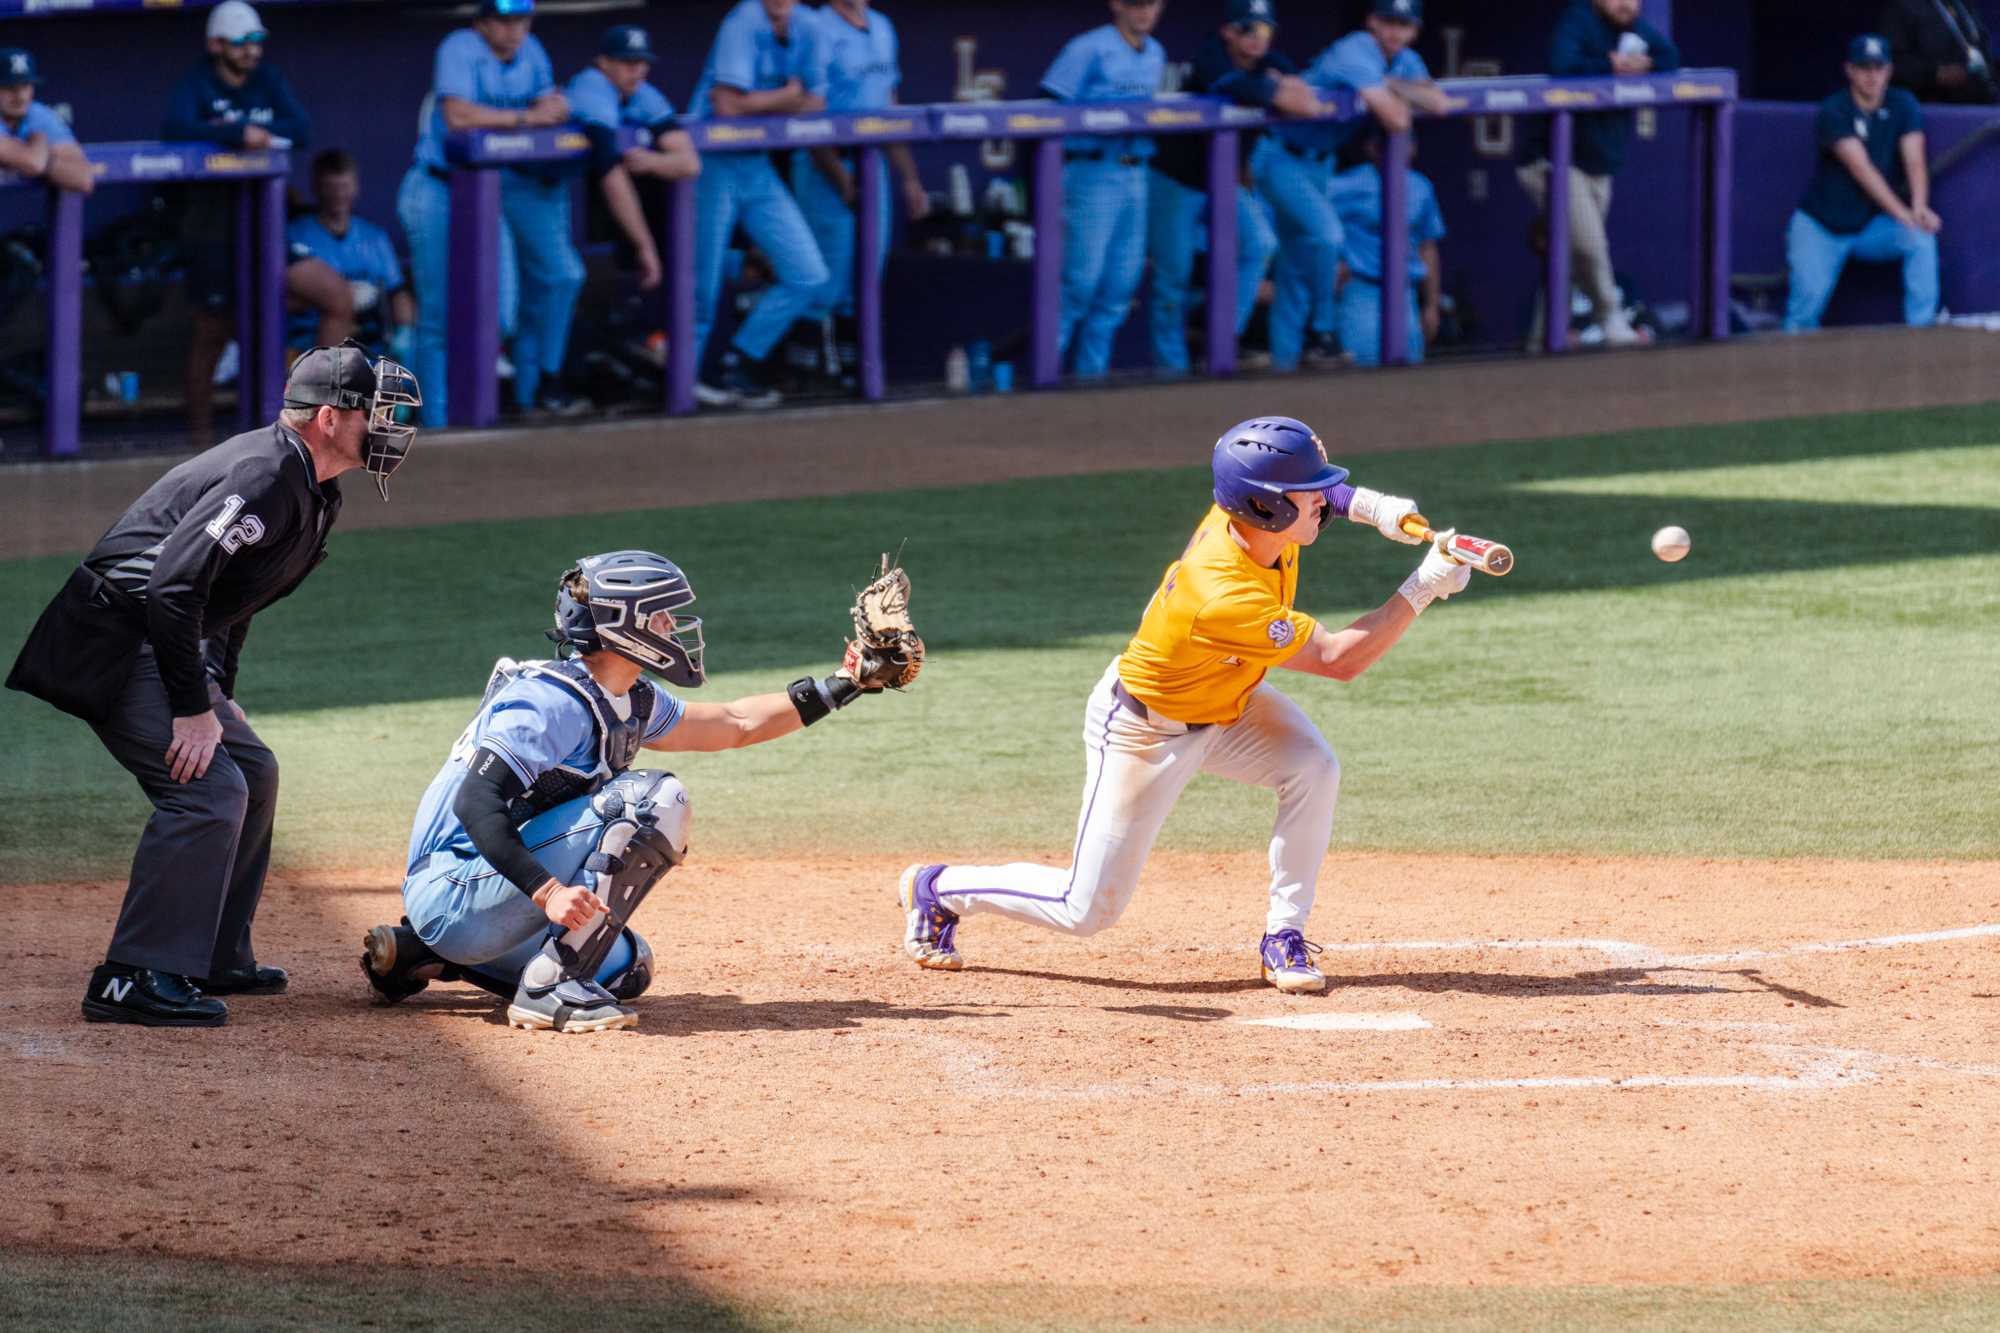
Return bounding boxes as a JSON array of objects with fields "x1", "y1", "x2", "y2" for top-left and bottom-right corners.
[
  {"x1": 6, "y1": 325, "x2": 1998, "y2": 560},
  {"x1": 6, "y1": 854, "x2": 1997, "y2": 1309}
]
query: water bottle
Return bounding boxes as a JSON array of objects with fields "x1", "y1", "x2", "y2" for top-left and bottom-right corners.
[
  {"x1": 967, "y1": 340, "x2": 992, "y2": 392},
  {"x1": 945, "y1": 345, "x2": 971, "y2": 393}
]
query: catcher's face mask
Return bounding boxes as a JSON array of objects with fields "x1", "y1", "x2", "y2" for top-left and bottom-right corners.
[{"x1": 552, "y1": 551, "x2": 706, "y2": 686}]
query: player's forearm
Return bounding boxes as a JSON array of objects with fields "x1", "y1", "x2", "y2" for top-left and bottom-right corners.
[
  {"x1": 713, "y1": 84, "x2": 803, "y2": 117},
  {"x1": 1421, "y1": 243, "x2": 1442, "y2": 310},
  {"x1": 454, "y1": 752, "x2": 558, "y2": 895},
  {"x1": 1285, "y1": 600, "x2": 1417, "y2": 682},
  {"x1": 1836, "y1": 145, "x2": 1912, "y2": 220},
  {"x1": 442, "y1": 97, "x2": 533, "y2": 132},
  {"x1": 1360, "y1": 86, "x2": 1412, "y2": 133},
  {"x1": 598, "y1": 165, "x2": 659, "y2": 260},
  {"x1": 887, "y1": 142, "x2": 921, "y2": 186},
  {"x1": 1384, "y1": 78, "x2": 1447, "y2": 115},
  {"x1": 44, "y1": 143, "x2": 95, "y2": 194},
  {"x1": 1902, "y1": 139, "x2": 1930, "y2": 211},
  {"x1": 810, "y1": 144, "x2": 852, "y2": 193}
]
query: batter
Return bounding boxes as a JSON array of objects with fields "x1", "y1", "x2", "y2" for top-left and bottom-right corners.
[{"x1": 899, "y1": 416, "x2": 1476, "y2": 993}]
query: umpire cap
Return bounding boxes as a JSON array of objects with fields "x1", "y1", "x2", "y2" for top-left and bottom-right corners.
[
  {"x1": 601, "y1": 25, "x2": 655, "y2": 60},
  {"x1": 284, "y1": 340, "x2": 376, "y2": 411},
  {"x1": 0, "y1": 48, "x2": 39, "y2": 87}
]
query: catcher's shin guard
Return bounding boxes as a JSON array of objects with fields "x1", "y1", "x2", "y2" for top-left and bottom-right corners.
[{"x1": 554, "y1": 770, "x2": 689, "y2": 982}]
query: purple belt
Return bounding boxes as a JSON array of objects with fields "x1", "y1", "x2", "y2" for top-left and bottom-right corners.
[{"x1": 1112, "y1": 679, "x2": 1210, "y2": 732}]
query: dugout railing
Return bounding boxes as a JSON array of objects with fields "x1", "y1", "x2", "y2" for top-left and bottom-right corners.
[{"x1": 9, "y1": 71, "x2": 1736, "y2": 449}]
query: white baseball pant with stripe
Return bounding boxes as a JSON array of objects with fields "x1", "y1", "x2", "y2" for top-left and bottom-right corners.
[{"x1": 933, "y1": 661, "x2": 1340, "y2": 936}]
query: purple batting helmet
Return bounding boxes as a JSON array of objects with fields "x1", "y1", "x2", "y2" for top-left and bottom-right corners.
[{"x1": 1210, "y1": 417, "x2": 1349, "y2": 532}]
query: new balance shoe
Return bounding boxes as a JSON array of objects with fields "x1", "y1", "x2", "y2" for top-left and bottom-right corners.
[
  {"x1": 899, "y1": 862, "x2": 962, "y2": 970},
  {"x1": 360, "y1": 920, "x2": 446, "y2": 1006},
  {"x1": 81, "y1": 965, "x2": 227, "y2": 1027},
  {"x1": 506, "y1": 975, "x2": 637, "y2": 1033},
  {"x1": 1259, "y1": 929, "x2": 1327, "y2": 994},
  {"x1": 192, "y1": 963, "x2": 289, "y2": 995}
]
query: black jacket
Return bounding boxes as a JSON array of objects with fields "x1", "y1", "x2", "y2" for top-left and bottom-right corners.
[
  {"x1": 8, "y1": 424, "x2": 340, "y2": 722},
  {"x1": 1880, "y1": 0, "x2": 1997, "y2": 103},
  {"x1": 1520, "y1": 0, "x2": 1680, "y2": 177}
]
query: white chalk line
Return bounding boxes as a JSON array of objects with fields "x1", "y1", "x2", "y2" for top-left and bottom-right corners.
[{"x1": 1238, "y1": 1011, "x2": 1431, "y2": 1032}]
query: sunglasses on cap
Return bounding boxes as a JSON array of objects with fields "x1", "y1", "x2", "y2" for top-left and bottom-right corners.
[{"x1": 222, "y1": 30, "x2": 266, "y2": 45}]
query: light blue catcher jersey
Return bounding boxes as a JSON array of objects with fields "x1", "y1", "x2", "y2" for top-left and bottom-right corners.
[
  {"x1": 814, "y1": 3, "x2": 900, "y2": 112},
  {"x1": 286, "y1": 214, "x2": 405, "y2": 292},
  {"x1": 4, "y1": 101, "x2": 75, "y2": 146},
  {"x1": 1041, "y1": 23, "x2": 1166, "y2": 160},
  {"x1": 413, "y1": 28, "x2": 557, "y2": 170},
  {"x1": 1276, "y1": 29, "x2": 1429, "y2": 157},
  {"x1": 566, "y1": 65, "x2": 677, "y2": 130},
  {"x1": 405, "y1": 658, "x2": 683, "y2": 872},
  {"x1": 1330, "y1": 163, "x2": 1444, "y2": 282},
  {"x1": 688, "y1": 0, "x2": 827, "y2": 120}
]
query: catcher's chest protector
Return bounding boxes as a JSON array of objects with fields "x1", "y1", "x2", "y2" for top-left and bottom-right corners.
[{"x1": 468, "y1": 657, "x2": 658, "y2": 822}]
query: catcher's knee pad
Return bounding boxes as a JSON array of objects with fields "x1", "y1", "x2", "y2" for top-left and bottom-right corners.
[
  {"x1": 555, "y1": 770, "x2": 689, "y2": 981},
  {"x1": 599, "y1": 927, "x2": 654, "y2": 1001}
]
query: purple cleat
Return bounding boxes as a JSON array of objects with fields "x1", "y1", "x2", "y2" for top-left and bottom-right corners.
[
  {"x1": 899, "y1": 863, "x2": 962, "y2": 971},
  {"x1": 1259, "y1": 929, "x2": 1327, "y2": 994}
]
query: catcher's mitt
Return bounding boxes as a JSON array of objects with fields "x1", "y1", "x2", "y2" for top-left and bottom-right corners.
[{"x1": 844, "y1": 553, "x2": 924, "y2": 690}]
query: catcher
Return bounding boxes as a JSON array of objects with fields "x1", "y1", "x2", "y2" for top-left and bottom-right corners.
[{"x1": 360, "y1": 548, "x2": 920, "y2": 1032}]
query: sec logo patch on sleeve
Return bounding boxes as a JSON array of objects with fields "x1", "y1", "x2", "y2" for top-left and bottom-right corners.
[{"x1": 1267, "y1": 619, "x2": 1295, "y2": 648}]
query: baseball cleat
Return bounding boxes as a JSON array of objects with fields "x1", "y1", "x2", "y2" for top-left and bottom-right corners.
[
  {"x1": 505, "y1": 977, "x2": 637, "y2": 1033},
  {"x1": 360, "y1": 920, "x2": 446, "y2": 1006},
  {"x1": 899, "y1": 862, "x2": 963, "y2": 970},
  {"x1": 1259, "y1": 929, "x2": 1328, "y2": 994}
]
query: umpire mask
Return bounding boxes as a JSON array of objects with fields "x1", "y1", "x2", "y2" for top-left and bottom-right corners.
[{"x1": 283, "y1": 338, "x2": 423, "y2": 500}]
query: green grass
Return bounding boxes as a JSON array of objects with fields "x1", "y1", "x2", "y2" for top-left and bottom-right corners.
[
  {"x1": 5, "y1": 401, "x2": 1999, "y2": 882},
  {"x1": 4, "y1": 1251, "x2": 1999, "y2": 1332}
]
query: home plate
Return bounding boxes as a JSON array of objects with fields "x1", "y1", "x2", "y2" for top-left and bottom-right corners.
[{"x1": 1239, "y1": 1012, "x2": 1431, "y2": 1032}]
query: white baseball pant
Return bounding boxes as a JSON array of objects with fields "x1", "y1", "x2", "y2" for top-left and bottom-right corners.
[{"x1": 934, "y1": 661, "x2": 1340, "y2": 937}]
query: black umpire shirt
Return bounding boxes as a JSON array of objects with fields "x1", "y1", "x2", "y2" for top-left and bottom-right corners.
[{"x1": 9, "y1": 423, "x2": 340, "y2": 722}]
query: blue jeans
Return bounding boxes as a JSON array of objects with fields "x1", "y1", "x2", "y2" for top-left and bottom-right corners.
[
  {"x1": 1783, "y1": 209, "x2": 1938, "y2": 331},
  {"x1": 402, "y1": 793, "x2": 637, "y2": 990},
  {"x1": 1145, "y1": 170, "x2": 1279, "y2": 374},
  {"x1": 1250, "y1": 138, "x2": 1342, "y2": 372},
  {"x1": 1337, "y1": 276, "x2": 1424, "y2": 367},
  {"x1": 1058, "y1": 159, "x2": 1149, "y2": 379},
  {"x1": 790, "y1": 151, "x2": 891, "y2": 322},
  {"x1": 695, "y1": 152, "x2": 830, "y2": 366}
]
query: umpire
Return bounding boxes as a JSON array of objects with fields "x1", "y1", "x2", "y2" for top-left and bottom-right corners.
[{"x1": 6, "y1": 342, "x2": 421, "y2": 1028}]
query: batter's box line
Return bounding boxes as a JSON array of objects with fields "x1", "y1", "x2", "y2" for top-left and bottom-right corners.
[{"x1": 929, "y1": 1035, "x2": 2000, "y2": 1103}]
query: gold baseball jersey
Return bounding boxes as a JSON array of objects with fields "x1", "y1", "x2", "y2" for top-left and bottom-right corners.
[{"x1": 1116, "y1": 505, "x2": 1318, "y2": 725}]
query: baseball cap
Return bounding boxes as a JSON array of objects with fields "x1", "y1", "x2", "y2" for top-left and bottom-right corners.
[
  {"x1": 1847, "y1": 33, "x2": 1891, "y2": 66},
  {"x1": 0, "y1": 48, "x2": 39, "y2": 87},
  {"x1": 479, "y1": 0, "x2": 535, "y2": 16},
  {"x1": 1225, "y1": 0, "x2": 1277, "y2": 29},
  {"x1": 600, "y1": 24, "x2": 655, "y2": 61},
  {"x1": 1373, "y1": 0, "x2": 1422, "y2": 20},
  {"x1": 206, "y1": 1, "x2": 266, "y2": 45},
  {"x1": 284, "y1": 341, "x2": 378, "y2": 412}
]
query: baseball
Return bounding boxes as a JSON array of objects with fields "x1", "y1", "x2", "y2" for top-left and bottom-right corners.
[{"x1": 1651, "y1": 525, "x2": 1692, "y2": 562}]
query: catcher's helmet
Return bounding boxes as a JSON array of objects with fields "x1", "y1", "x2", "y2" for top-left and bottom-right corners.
[
  {"x1": 549, "y1": 550, "x2": 705, "y2": 686},
  {"x1": 1211, "y1": 417, "x2": 1349, "y2": 532}
]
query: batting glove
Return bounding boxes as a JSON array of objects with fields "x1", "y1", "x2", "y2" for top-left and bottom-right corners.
[
  {"x1": 1347, "y1": 486, "x2": 1424, "y2": 544},
  {"x1": 1397, "y1": 530, "x2": 1473, "y2": 613}
]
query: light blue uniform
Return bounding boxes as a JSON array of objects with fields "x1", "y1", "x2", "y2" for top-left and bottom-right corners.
[
  {"x1": 3, "y1": 101, "x2": 76, "y2": 146},
  {"x1": 396, "y1": 29, "x2": 585, "y2": 424},
  {"x1": 285, "y1": 213, "x2": 407, "y2": 351},
  {"x1": 1329, "y1": 162, "x2": 1442, "y2": 366},
  {"x1": 1041, "y1": 24, "x2": 1165, "y2": 378},
  {"x1": 402, "y1": 664, "x2": 685, "y2": 988},
  {"x1": 1253, "y1": 31, "x2": 1428, "y2": 370},
  {"x1": 789, "y1": 4, "x2": 901, "y2": 321},
  {"x1": 687, "y1": 0, "x2": 831, "y2": 368}
]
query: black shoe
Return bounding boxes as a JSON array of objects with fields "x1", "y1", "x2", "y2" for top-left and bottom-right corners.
[
  {"x1": 360, "y1": 920, "x2": 446, "y2": 1006},
  {"x1": 719, "y1": 352, "x2": 782, "y2": 410},
  {"x1": 532, "y1": 384, "x2": 592, "y2": 418},
  {"x1": 192, "y1": 963, "x2": 289, "y2": 995},
  {"x1": 81, "y1": 965, "x2": 228, "y2": 1028},
  {"x1": 1304, "y1": 330, "x2": 1346, "y2": 365}
]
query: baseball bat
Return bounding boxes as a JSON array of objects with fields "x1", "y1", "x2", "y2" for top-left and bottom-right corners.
[{"x1": 1400, "y1": 514, "x2": 1515, "y2": 576}]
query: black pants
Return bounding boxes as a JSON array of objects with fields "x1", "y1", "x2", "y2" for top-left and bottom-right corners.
[{"x1": 90, "y1": 646, "x2": 280, "y2": 977}]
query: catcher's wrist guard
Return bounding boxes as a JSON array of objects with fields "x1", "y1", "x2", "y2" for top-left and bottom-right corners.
[{"x1": 788, "y1": 674, "x2": 862, "y2": 726}]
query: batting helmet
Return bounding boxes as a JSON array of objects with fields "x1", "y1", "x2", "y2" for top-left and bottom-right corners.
[
  {"x1": 549, "y1": 550, "x2": 705, "y2": 686},
  {"x1": 1211, "y1": 417, "x2": 1350, "y2": 532}
]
